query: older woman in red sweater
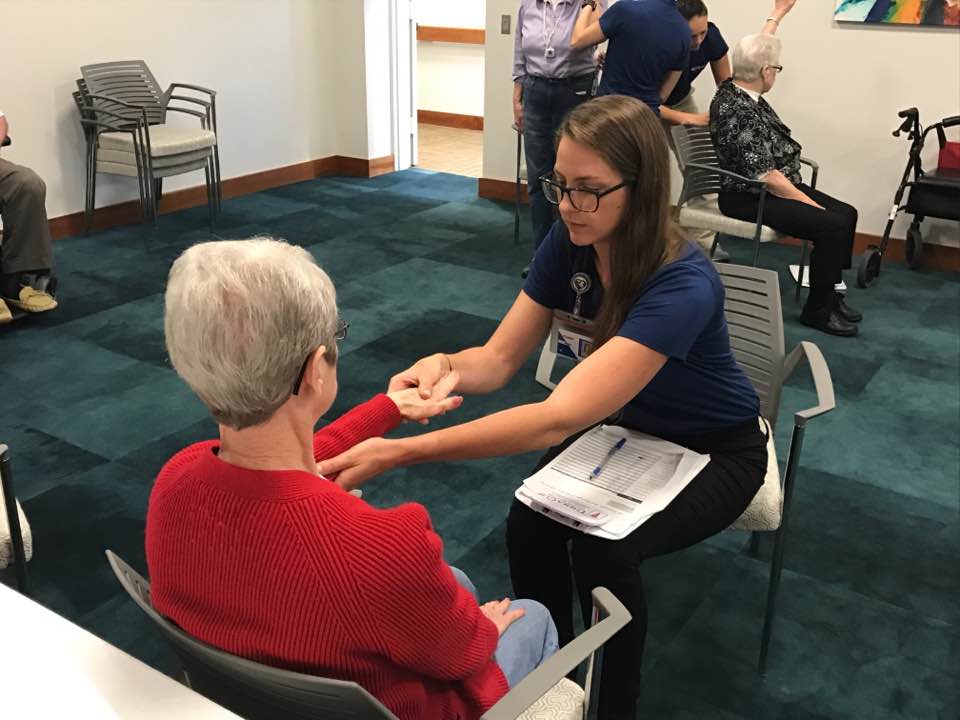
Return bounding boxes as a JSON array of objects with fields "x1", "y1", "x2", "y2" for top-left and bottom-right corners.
[{"x1": 146, "y1": 238, "x2": 558, "y2": 720}]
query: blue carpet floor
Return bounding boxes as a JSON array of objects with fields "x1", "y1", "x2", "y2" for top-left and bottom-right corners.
[{"x1": 1, "y1": 168, "x2": 957, "y2": 718}]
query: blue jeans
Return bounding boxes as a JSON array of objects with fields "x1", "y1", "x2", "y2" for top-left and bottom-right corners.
[
  {"x1": 451, "y1": 567, "x2": 559, "y2": 688},
  {"x1": 521, "y1": 74, "x2": 595, "y2": 250}
]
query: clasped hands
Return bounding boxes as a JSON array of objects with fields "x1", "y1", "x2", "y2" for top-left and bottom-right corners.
[{"x1": 320, "y1": 353, "x2": 459, "y2": 489}]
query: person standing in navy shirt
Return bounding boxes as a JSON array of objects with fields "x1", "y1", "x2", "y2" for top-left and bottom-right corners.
[
  {"x1": 571, "y1": 0, "x2": 690, "y2": 114},
  {"x1": 662, "y1": 0, "x2": 797, "y2": 260},
  {"x1": 321, "y1": 96, "x2": 767, "y2": 719}
]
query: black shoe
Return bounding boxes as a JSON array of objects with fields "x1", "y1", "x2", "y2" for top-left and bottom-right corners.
[
  {"x1": 834, "y1": 292, "x2": 862, "y2": 323},
  {"x1": 800, "y1": 305, "x2": 859, "y2": 337}
]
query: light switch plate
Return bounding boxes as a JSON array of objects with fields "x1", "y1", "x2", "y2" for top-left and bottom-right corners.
[{"x1": 501, "y1": 14, "x2": 511, "y2": 34}]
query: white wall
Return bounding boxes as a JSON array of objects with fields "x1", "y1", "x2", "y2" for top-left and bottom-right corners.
[
  {"x1": 482, "y1": 0, "x2": 960, "y2": 244},
  {"x1": 0, "y1": 0, "x2": 366, "y2": 220},
  {"x1": 416, "y1": 0, "x2": 485, "y2": 117}
]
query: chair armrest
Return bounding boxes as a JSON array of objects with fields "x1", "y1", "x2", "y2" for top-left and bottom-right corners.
[
  {"x1": 165, "y1": 106, "x2": 209, "y2": 121},
  {"x1": 481, "y1": 588, "x2": 630, "y2": 720},
  {"x1": 782, "y1": 341, "x2": 835, "y2": 427},
  {"x1": 684, "y1": 162, "x2": 768, "y2": 190},
  {"x1": 168, "y1": 94, "x2": 211, "y2": 110},
  {"x1": 799, "y1": 157, "x2": 820, "y2": 189},
  {"x1": 166, "y1": 82, "x2": 217, "y2": 99}
]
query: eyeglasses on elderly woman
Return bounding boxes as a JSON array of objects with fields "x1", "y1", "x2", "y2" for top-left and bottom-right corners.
[{"x1": 291, "y1": 318, "x2": 349, "y2": 396}]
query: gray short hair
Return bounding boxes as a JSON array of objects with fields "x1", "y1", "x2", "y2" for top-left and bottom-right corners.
[
  {"x1": 731, "y1": 34, "x2": 782, "y2": 83},
  {"x1": 164, "y1": 237, "x2": 338, "y2": 429}
]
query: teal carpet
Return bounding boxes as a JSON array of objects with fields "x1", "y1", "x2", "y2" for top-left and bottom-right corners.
[{"x1": 2, "y1": 168, "x2": 957, "y2": 719}]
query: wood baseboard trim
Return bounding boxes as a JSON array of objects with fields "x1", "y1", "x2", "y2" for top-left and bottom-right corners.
[
  {"x1": 50, "y1": 155, "x2": 394, "y2": 240},
  {"x1": 418, "y1": 110, "x2": 484, "y2": 131},
  {"x1": 478, "y1": 177, "x2": 528, "y2": 204},
  {"x1": 416, "y1": 26, "x2": 485, "y2": 45},
  {"x1": 776, "y1": 232, "x2": 960, "y2": 273}
]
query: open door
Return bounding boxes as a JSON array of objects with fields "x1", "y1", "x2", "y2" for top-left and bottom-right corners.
[{"x1": 390, "y1": 0, "x2": 418, "y2": 171}]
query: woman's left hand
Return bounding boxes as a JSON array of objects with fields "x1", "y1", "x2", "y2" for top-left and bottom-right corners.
[
  {"x1": 321, "y1": 437, "x2": 405, "y2": 489},
  {"x1": 387, "y1": 370, "x2": 463, "y2": 424}
]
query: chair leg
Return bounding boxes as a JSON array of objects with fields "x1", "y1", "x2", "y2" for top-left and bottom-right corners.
[
  {"x1": 752, "y1": 232, "x2": 762, "y2": 267},
  {"x1": 154, "y1": 178, "x2": 164, "y2": 210},
  {"x1": 758, "y1": 424, "x2": 805, "y2": 676},
  {"x1": 795, "y1": 240, "x2": 809, "y2": 304},
  {"x1": 1, "y1": 448, "x2": 30, "y2": 596},
  {"x1": 84, "y1": 144, "x2": 96, "y2": 235},
  {"x1": 204, "y1": 165, "x2": 215, "y2": 230}
]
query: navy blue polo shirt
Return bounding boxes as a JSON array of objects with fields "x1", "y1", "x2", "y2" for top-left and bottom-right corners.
[
  {"x1": 597, "y1": 0, "x2": 691, "y2": 113},
  {"x1": 665, "y1": 22, "x2": 729, "y2": 107},
  {"x1": 523, "y1": 222, "x2": 759, "y2": 437}
]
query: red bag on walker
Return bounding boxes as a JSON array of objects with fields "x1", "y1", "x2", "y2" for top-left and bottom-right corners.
[{"x1": 939, "y1": 141, "x2": 960, "y2": 171}]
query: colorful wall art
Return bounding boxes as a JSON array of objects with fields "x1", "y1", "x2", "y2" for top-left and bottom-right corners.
[{"x1": 835, "y1": 0, "x2": 960, "y2": 26}]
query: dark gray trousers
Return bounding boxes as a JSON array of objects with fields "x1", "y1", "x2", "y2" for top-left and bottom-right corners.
[{"x1": 0, "y1": 158, "x2": 55, "y2": 275}]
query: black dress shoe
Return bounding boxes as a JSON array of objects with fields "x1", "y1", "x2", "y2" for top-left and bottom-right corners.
[
  {"x1": 800, "y1": 306, "x2": 859, "y2": 337},
  {"x1": 834, "y1": 292, "x2": 862, "y2": 323}
]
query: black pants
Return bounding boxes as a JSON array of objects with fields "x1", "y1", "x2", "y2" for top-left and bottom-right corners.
[
  {"x1": 506, "y1": 418, "x2": 767, "y2": 719},
  {"x1": 718, "y1": 184, "x2": 856, "y2": 312}
]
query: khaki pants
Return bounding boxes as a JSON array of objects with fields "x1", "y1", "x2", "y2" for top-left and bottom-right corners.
[
  {"x1": 663, "y1": 93, "x2": 716, "y2": 252},
  {"x1": 0, "y1": 158, "x2": 54, "y2": 275}
]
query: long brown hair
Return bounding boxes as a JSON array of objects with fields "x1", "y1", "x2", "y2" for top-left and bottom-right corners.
[{"x1": 556, "y1": 95, "x2": 685, "y2": 351}]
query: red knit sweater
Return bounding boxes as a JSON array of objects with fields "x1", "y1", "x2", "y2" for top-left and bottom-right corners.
[{"x1": 146, "y1": 395, "x2": 508, "y2": 720}]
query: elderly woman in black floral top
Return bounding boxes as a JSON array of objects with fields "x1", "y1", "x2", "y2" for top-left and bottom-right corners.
[{"x1": 710, "y1": 34, "x2": 862, "y2": 337}]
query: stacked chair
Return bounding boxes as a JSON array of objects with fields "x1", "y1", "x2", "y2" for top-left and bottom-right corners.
[{"x1": 72, "y1": 60, "x2": 221, "y2": 231}]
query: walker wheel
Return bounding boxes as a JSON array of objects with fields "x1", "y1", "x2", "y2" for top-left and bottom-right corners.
[
  {"x1": 906, "y1": 227, "x2": 923, "y2": 270},
  {"x1": 857, "y1": 247, "x2": 882, "y2": 288}
]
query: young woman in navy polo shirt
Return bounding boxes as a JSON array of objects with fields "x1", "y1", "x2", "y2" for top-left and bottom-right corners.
[{"x1": 322, "y1": 95, "x2": 767, "y2": 720}]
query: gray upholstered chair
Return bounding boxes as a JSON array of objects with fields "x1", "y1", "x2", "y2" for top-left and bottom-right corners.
[
  {"x1": 671, "y1": 124, "x2": 817, "y2": 303},
  {"x1": 106, "y1": 551, "x2": 630, "y2": 720},
  {"x1": 75, "y1": 61, "x2": 221, "y2": 230},
  {"x1": 532, "y1": 264, "x2": 835, "y2": 675},
  {"x1": 0, "y1": 444, "x2": 31, "y2": 594}
]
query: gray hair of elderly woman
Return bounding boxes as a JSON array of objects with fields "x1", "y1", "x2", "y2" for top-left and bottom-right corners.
[
  {"x1": 164, "y1": 237, "x2": 339, "y2": 430},
  {"x1": 731, "y1": 33, "x2": 782, "y2": 83}
]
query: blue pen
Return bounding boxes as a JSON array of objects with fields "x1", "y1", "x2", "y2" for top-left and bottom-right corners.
[{"x1": 589, "y1": 437, "x2": 626, "y2": 480}]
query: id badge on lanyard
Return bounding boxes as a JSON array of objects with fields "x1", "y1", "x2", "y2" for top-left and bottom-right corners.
[{"x1": 551, "y1": 272, "x2": 596, "y2": 363}]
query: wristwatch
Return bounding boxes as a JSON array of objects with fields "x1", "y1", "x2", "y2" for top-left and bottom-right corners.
[{"x1": 581, "y1": 1, "x2": 597, "y2": 10}]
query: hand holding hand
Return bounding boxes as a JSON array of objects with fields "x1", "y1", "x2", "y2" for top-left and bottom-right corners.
[
  {"x1": 387, "y1": 370, "x2": 462, "y2": 424},
  {"x1": 388, "y1": 353, "x2": 454, "y2": 399},
  {"x1": 480, "y1": 598, "x2": 526, "y2": 636}
]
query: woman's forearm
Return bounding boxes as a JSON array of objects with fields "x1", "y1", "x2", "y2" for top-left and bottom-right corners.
[
  {"x1": 394, "y1": 400, "x2": 578, "y2": 468},
  {"x1": 762, "y1": 169, "x2": 819, "y2": 206},
  {"x1": 447, "y1": 346, "x2": 519, "y2": 395}
]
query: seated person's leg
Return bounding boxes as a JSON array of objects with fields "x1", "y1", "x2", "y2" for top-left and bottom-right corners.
[
  {"x1": 0, "y1": 159, "x2": 57, "y2": 313},
  {"x1": 449, "y1": 565, "x2": 559, "y2": 688},
  {"x1": 493, "y1": 598, "x2": 559, "y2": 688}
]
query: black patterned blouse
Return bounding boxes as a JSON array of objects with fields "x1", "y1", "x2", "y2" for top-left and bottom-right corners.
[{"x1": 709, "y1": 79, "x2": 803, "y2": 193}]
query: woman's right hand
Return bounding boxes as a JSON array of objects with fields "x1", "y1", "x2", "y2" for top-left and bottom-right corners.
[
  {"x1": 388, "y1": 353, "x2": 453, "y2": 399},
  {"x1": 480, "y1": 598, "x2": 526, "y2": 636}
]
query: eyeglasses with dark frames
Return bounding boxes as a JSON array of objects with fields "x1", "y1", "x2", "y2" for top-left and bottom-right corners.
[
  {"x1": 768, "y1": 64, "x2": 783, "y2": 73},
  {"x1": 539, "y1": 175, "x2": 634, "y2": 213},
  {"x1": 291, "y1": 319, "x2": 349, "y2": 396}
]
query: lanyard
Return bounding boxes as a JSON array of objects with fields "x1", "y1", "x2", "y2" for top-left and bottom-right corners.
[{"x1": 542, "y1": 0, "x2": 561, "y2": 57}]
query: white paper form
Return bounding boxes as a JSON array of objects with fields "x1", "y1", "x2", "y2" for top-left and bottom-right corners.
[{"x1": 517, "y1": 425, "x2": 710, "y2": 540}]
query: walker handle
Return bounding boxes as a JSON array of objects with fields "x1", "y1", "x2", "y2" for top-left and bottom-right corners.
[{"x1": 941, "y1": 116, "x2": 960, "y2": 129}]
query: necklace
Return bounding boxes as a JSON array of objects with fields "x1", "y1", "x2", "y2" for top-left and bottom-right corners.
[{"x1": 542, "y1": 0, "x2": 561, "y2": 59}]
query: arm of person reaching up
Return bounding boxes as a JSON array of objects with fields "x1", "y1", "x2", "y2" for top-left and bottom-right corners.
[
  {"x1": 313, "y1": 377, "x2": 463, "y2": 462},
  {"x1": 761, "y1": 0, "x2": 797, "y2": 34},
  {"x1": 351, "y1": 503, "x2": 516, "y2": 699},
  {"x1": 571, "y1": 1, "x2": 608, "y2": 50}
]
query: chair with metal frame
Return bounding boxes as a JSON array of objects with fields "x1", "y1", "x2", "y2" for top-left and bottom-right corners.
[
  {"x1": 106, "y1": 550, "x2": 631, "y2": 720},
  {"x1": 77, "y1": 61, "x2": 221, "y2": 230},
  {"x1": 0, "y1": 444, "x2": 31, "y2": 594},
  {"x1": 529, "y1": 264, "x2": 835, "y2": 677},
  {"x1": 671, "y1": 124, "x2": 818, "y2": 304}
]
